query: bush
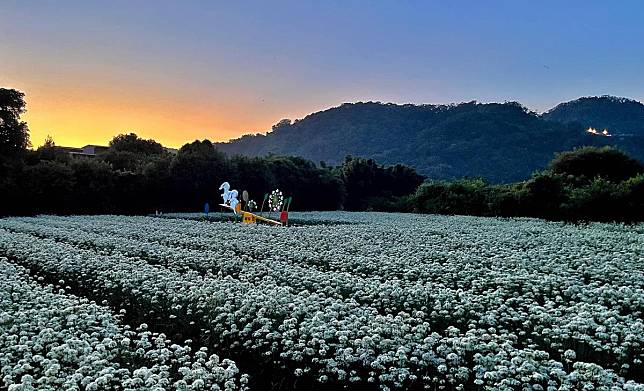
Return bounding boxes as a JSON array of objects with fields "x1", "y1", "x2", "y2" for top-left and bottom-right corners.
[
  {"x1": 21, "y1": 161, "x2": 75, "y2": 214},
  {"x1": 518, "y1": 172, "x2": 567, "y2": 219},
  {"x1": 563, "y1": 178, "x2": 625, "y2": 222},
  {"x1": 337, "y1": 157, "x2": 424, "y2": 211},
  {"x1": 620, "y1": 174, "x2": 644, "y2": 222},
  {"x1": 411, "y1": 178, "x2": 490, "y2": 215},
  {"x1": 549, "y1": 146, "x2": 644, "y2": 183}
]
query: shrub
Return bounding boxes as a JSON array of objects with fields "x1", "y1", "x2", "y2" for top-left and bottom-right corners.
[
  {"x1": 411, "y1": 178, "x2": 490, "y2": 215},
  {"x1": 549, "y1": 146, "x2": 644, "y2": 183}
]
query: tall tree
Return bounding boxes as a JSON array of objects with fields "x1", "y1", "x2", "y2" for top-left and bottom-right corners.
[
  {"x1": 170, "y1": 140, "x2": 231, "y2": 209},
  {"x1": 338, "y1": 156, "x2": 424, "y2": 210},
  {"x1": 0, "y1": 88, "x2": 30, "y2": 156},
  {"x1": 109, "y1": 133, "x2": 164, "y2": 155},
  {"x1": 105, "y1": 133, "x2": 165, "y2": 171}
]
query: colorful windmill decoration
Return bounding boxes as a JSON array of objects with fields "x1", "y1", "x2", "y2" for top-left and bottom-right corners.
[
  {"x1": 217, "y1": 181, "x2": 291, "y2": 226},
  {"x1": 268, "y1": 189, "x2": 284, "y2": 212}
]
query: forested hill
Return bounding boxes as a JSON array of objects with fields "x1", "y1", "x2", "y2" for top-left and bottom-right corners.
[
  {"x1": 216, "y1": 98, "x2": 644, "y2": 182},
  {"x1": 543, "y1": 95, "x2": 644, "y2": 136}
]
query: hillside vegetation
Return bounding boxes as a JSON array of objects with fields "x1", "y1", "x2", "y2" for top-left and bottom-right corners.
[
  {"x1": 2, "y1": 88, "x2": 644, "y2": 221},
  {"x1": 218, "y1": 97, "x2": 644, "y2": 182},
  {"x1": 544, "y1": 95, "x2": 644, "y2": 136}
]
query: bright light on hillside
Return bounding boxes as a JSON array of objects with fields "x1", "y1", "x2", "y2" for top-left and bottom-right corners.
[{"x1": 587, "y1": 127, "x2": 612, "y2": 137}]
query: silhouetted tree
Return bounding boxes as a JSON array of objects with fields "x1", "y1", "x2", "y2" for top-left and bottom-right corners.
[
  {"x1": 70, "y1": 159, "x2": 116, "y2": 213},
  {"x1": 264, "y1": 155, "x2": 345, "y2": 211},
  {"x1": 231, "y1": 155, "x2": 275, "y2": 202},
  {"x1": 272, "y1": 119, "x2": 292, "y2": 131},
  {"x1": 109, "y1": 133, "x2": 164, "y2": 155},
  {"x1": 170, "y1": 140, "x2": 231, "y2": 209},
  {"x1": 43, "y1": 135, "x2": 55, "y2": 148},
  {"x1": 0, "y1": 88, "x2": 30, "y2": 216},
  {"x1": 142, "y1": 155, "x2": 174, "y2": 212},
  {"x1": 36, "y1": 135, "x2": 69, "y2": 162},
  {"x1": 519, "y1": 172, "x2": 566, "y2": 219},
  {"x1": 0, "y1": 88, "x2": 30, "y2": 157},
  {"x1": 21, "y1": 161, "x2": 75, "y2": 214},
  {"x1": 105, "y1": 133, "x2": 166, "y2": 172},
  {"x1": 621, "y1": 174, "x2": 644, "y2": 222},
  {"x1": 411, "y1": 178, "x2": 489, "y2": 215},
  {"x1": 338, "y1": 156, "x2": 424, "y2": 210}
]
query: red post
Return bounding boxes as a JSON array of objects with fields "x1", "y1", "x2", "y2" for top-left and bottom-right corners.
[{"x1": 280, "y1": 211, "x2": 288, "y2": 226}]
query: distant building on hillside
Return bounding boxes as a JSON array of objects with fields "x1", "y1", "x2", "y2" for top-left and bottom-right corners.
[
  {"x1": 81, "y1": 145, "x2": 109, "y2": 155},
  {"x1": 56, "y1": 144, "x2": 177, "y2": 157},
  {"x1": 57, "y1": 144, "x2": 110, "y2": 158}
]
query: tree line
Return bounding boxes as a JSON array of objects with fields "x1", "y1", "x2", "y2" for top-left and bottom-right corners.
[
  {"x1": 410, "y1": 147, "x2": 644, "y2": 222},
  {"x1": 1, "y1": 87, "x2": 643, "y2": 221},
  {"x1": 2, "y1": 138, "x2": 425, "y2": 216},
  {"x1": 0, "y1": 89, "x2": 424, "y2": 215}
]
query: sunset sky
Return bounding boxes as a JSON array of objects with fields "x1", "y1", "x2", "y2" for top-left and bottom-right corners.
[{"x1": 2, "y1": 1, "x2": 643, "y2": 148}]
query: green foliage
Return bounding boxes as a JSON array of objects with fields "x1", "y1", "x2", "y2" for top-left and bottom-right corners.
[
  {"x1": 562, "y1": 178, "x2": 622, "y2": 222},
  {"x1": 549, "y1": 146, "x2": 644, "y2": 182},
  {"x1": 4, "y1": 133, "x2": 642, "y2": 221},
  {"x1": 217, "y1": 99, "x2": 644, "y2": 182},
  {"x1": 518, "y1": 172, "x2": 567, "y2": 219},
  {"x1": 411, "y1": 178, "x2": 490, "y2": 215},
  {"x1": 257, "y1": 155, "x2": 345, "y2": 211},
  {"x1": 2, "y1": 88, "x2": 643, "y2": 222},
  {"x1": 543, "y1": 95, "x2": 644, "y2": 136},
  {"x1": 1, "y1": 127, "x2": 421, "y2": 214},
  {"x1": 410, "y1": 151, "x2": 644, "y2": 222},
  {"x1": 337, "y1": 156, "x2": 424, "y2": 211},
  {"x1": 620, "y1": 174, "x2": 644, "y2": 222}
]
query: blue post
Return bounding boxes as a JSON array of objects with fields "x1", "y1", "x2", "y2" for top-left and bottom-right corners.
[{"x1": 204, "y1": 202, "x2": 210, "y2": 217}]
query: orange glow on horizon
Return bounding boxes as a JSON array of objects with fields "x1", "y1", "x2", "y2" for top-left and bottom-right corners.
[
  {"x1": 3, "y1": 72, "x2": 310, "y2": 149},
  {"x1": 22, "y1": 91, "x2": 283, "y2": 149}
]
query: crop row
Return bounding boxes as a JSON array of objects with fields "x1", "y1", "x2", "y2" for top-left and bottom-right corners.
[
  {"x1": 0, "y1": 257, "x2": 246, "y2": 391},
  {"x1": 1, "y1": 214, "x2": 643, "y2": 389}
]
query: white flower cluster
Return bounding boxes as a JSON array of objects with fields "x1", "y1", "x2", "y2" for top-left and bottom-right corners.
[
  {"x1": 0, "y1": 212, "x2": 643, "y2": 390},
  {"x1": 0, "y1": 258, "x2": 247, "y2": 391}
]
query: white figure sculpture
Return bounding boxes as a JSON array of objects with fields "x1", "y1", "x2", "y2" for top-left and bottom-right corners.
[
  {"x1": 228, "y1": 190, "x2": 239, "y2": 212},
  {"x1": 219, "y1": 182, "x2": 240, "y2": 214}
]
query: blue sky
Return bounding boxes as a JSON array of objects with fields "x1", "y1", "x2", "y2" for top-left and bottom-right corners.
[{"x1": 1, "y1": 1, "x2": 643, "y2": 146}]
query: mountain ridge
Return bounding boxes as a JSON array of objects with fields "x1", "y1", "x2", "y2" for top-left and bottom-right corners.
[
  {"x1": 543, "y1": 95, "x2": 644, "y2": 136},
  {"x1": 216, "y1": 96, "x2": 644, "y2": 182}
]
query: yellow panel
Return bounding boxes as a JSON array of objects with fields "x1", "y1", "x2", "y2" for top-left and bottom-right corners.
[{"x1": 242, "y1": 212, "x2": 256, "y2": 224}]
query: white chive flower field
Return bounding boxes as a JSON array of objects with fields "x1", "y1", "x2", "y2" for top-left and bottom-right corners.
[{"x1": 0, "y1": 212, "x2": 643, "y2": 390}]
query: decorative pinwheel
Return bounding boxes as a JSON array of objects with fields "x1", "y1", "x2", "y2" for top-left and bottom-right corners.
[{"x1": 268, "y1": 189, "x2": 284, "y2": 212}]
